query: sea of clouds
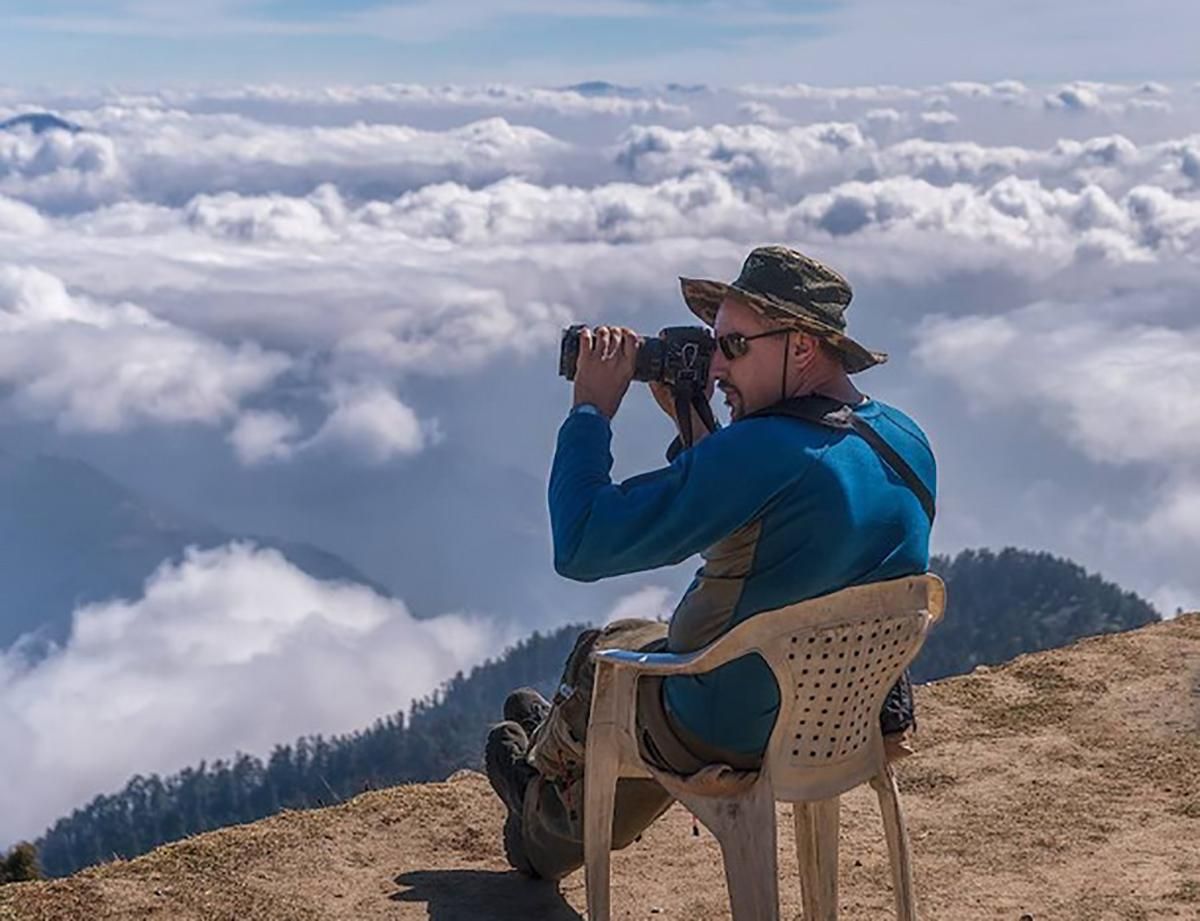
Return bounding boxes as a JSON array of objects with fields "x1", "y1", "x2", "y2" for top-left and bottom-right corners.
[{"x1": 2, "y1": 77, "x2": 1199, "y2": 844}]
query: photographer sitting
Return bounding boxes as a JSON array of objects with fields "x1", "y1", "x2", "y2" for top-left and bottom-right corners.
[{"x1": 485, "y1": 245, "x2": 936, "y2": 881}]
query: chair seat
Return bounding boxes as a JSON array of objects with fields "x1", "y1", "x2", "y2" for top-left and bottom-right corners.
[{"x1": 647, "y1": 762, "x2": 759, "y2": 799}]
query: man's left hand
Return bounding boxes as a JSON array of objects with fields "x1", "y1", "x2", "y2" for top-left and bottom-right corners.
[{"x1": 573, "y1": 325, "x2": 640, "y2": 420}]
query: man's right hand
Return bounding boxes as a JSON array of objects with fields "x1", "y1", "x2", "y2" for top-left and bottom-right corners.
[{"x1": 649, "y1": 380, "x2": 717, "y2": 446}]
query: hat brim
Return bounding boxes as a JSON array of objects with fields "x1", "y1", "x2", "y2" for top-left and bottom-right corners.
[{"x1": 679, "y1": 277, "x2": 887, "y2": 374}]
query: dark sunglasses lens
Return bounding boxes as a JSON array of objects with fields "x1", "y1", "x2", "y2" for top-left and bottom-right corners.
[{"x1": 719, "y1": 333, "x2": 746, "y2": 360}]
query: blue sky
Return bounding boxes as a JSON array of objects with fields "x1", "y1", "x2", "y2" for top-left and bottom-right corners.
[{"x1": 5, "y1": 0, "x2": 1199, "y2": 89}]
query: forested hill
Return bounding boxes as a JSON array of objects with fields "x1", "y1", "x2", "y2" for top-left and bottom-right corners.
[
  {"x1": 32, "y1": 626, "x2": 584, "y2": 878},
  {"x1": 914, "y1": 547, "x2": 1159, "y2": 682},
  {"x1": 29, "y1": 546, "x2": 1159, "y2": 878}
]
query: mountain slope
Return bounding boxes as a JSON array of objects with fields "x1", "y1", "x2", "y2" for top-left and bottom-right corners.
[
  {"x1": 32, "y1": 626, "x2": 582, "y2": 877},
  {"x1": 4, "y1": 614, "x2": 1198, "y2": 920},
  {"x1": 0, "y1": 452, "x2": 385, "y2": 650},
  {"x1": 29, "y1": 546, "x2": 1159, "y2": 878}
]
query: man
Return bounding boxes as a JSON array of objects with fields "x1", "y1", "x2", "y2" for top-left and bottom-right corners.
[{"x1": 485, "y1": 245, "x2": 936, "y2": 881}]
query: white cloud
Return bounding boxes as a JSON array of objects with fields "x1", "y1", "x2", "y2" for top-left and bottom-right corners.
[
  {"x1": 358, "y1": 172, "x2": 768, "y2": 245},
  {"x1": 602, "y1": 585, "x2": 675, "y2": 625},
  {"x1": 1125, "y1": 98, "x2": 1173, "y2": 116},
  {"x1": 1045, "y1": 83, "x2": 1104, "y2": 112},
  {"x1": 227, "y1": 409, "x2": 302, "y2": 465},
  {"x1": 328, "y1": 278, "x2": 573, "y2": 379},
  {"x1": 184, "y1": 183, "x2": 346, "y2": 243},
  {"x1": 1, "y1": 111, "x2": 567, "y2": 214},
  {"x1": 228, "y1": 387, "x2": 438, "y2": 468},
  {"x1": 0, "y1": 542, "x2": 509, "y2": 845},
  {"x1": 0, "y1": 265, "x2": 289, "y2": 432},
  {"x1": 915, "y1": 295, "x2": 1200, "y2": 609},
  {"x1": 166, "y1": 82, "x2": 691, "y2": 118},
  {"x1": 739, "y1": 83, "x2": 923, "y2": 103},
  {"x1": 1141, "y1": 481, "x2": 1200, "y2": 548},
  {"x1": 0, "y1": 195, "x2": 48, "y2": 234},
  {"x1": 0, "y1": 125, "x2": 124, "y2": 213},
  {"x1": 306, "y1": 383, "x2": 432, "y2": 464},
  {"x1": 736, "y1": 101, "x2": 789, "y2": 127},
  {"x1": 861, "y1": 107, "x2": 904, "y2": 143},
  {"x1": 614, "y1": 121, "x2": 872, "y2": 197},
  {"x1": 915, "y1": 298, "x2": 1200, "y2": 465},
  {"x1": 918, "y1": 110, "x2": 958, "y2": 139}
]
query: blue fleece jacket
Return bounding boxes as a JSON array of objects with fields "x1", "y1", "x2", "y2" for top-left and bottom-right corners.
[{"x1": 549, "y1": 398, "x2": 935, "y2": 756}]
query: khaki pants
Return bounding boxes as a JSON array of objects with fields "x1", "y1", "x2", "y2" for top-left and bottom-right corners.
[{"x1": 519, "y1": 618, "x2": 735, "y2": 880}]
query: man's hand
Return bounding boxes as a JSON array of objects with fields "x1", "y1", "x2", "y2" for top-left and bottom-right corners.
[{"x1": 573, "y1": 325, "x2": 640, "y2": 420}]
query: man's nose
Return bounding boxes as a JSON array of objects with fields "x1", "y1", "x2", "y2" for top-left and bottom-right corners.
[{"x1": 709, "y1": 348, "x2": 728, "y2": 383}]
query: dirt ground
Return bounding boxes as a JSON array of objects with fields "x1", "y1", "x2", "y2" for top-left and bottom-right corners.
[{"x1": 3, "y1": 614, "x2": 1199, "y2": 921}]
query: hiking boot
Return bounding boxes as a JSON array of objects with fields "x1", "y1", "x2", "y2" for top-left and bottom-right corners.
[
  {"x1": 501, "y1": 812, "x2": 536, "y2": 877},
  {"x1": 485, "y1": 721, "x2": 539, "y2": 876},
  {"x1": 485, "y1": 722, "x2": 537, "y2": 820},
  {"x1": 503, "y1": 687, "x2": 551, "y2": 738}
]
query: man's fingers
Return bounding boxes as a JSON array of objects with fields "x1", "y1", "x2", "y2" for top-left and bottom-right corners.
[
  {"x1": 622, "y1": 327, "x2": 640, "y2": 354},
  {"x1": 604, "y1": 326, "x2": 626, "y2": 361},
  {"x1": 617, "y1": 328, "x2": 637, "y2": 368},
  {"x1": 579, "y1": 323, "x2": 638, "y2": 373},
  {"x1": 595, "y1": 325, "x2": 613, "y2": 360}
]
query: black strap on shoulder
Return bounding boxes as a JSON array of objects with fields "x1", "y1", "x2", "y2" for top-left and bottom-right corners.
[
  {"x1": 749, "y1": 396, "x2": 936, "y2": 524},
  {"x1": 846, "y1": 414, "x2": 936, "y2": 524}
]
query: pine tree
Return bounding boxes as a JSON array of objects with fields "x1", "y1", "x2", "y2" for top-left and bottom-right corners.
[{"x1": 0, "y1": 842, "x2": 41, "y2": 884}]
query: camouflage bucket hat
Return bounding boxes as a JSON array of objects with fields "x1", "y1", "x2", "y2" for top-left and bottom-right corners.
[{"x1": 679, "y1": 245, "x2": 887, "y2": 374}]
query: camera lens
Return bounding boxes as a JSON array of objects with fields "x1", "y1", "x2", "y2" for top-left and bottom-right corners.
[
  {"x1": 634, "y1": 338, "x2": 664, "y2": 382},
  {"x1": 558, "y1": 324, "x2": 586, "y2": 380}
]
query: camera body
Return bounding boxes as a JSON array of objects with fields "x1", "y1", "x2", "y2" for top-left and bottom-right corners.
[{"x1": 559, "y1": 324, "x2": 714, "y2": 385}]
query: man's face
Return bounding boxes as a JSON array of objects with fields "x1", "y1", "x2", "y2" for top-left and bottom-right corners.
[{"x1": 709, "y1": 296, "x2": 793, "y2": 421}]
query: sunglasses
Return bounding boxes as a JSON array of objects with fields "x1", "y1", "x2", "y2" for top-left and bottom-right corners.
[{"x1": 715, "y1": 328, "x2": 792, "y2": 360}]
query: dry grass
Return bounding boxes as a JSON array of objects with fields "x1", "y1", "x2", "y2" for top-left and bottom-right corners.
[{"x1": 2, "y1": 614, "x2": 1199, "y2": 920}]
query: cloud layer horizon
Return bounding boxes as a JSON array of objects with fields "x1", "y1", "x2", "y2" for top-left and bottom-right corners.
[{"x1": 2, "y1": 76, "x2": 1198, "y2": 845}]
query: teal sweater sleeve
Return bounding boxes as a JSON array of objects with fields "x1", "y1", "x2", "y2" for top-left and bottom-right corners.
[{"x1": 548, "y1": 411, "x2": 808, "y2": 581}]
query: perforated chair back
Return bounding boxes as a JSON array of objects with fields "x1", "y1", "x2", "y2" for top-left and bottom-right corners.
[{"x1": 755, "y1": 579, "x2": 937, "y2": 802}]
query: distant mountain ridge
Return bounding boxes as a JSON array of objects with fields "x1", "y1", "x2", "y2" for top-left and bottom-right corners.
[
  {"x1": 0, "y1": 113, "x2": 81, "y2": 134},
  {"x1": 0, "y1": 451, "x2": 387, "y2": 652},
  {"x1": 29, "y1": 546, "x2": 1160, "y2": 877}
]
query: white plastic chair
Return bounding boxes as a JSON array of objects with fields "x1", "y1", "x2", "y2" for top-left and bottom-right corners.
[{"x1": 583, "y1": 573, "x2": 946, "y2": 921}]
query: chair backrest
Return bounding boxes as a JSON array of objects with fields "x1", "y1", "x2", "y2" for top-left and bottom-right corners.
[{"x1": 706, "y1": 574, "x2": 944, "y2": 803}]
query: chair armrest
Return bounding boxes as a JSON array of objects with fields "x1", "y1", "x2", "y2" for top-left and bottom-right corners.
[
  {"x1": 592, "y1": 573, "x2": 944, "y2": 677},
  {"x1": 591, "y1": 643, "x2": 747, "y2": 677}
]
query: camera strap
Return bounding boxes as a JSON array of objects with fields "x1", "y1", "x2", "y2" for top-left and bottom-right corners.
[
  {"x1": 750, "y1": 395, "x2": 936, "y2": 523},
  {"x1": 673, "y1": 381, "x2": 719, "y2": 451}
]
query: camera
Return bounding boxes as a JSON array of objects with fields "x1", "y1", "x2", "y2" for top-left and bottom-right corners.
[{"x1": 558, "y1": 324, "x2": 715, "y2": 385}]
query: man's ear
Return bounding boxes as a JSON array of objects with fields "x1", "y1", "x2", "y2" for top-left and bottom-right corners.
[{"x1": 792, "y1": 332, "x2": 817, "y2": 359}]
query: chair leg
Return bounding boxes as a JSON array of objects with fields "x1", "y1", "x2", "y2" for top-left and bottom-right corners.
[
  {"x1": 793, "y1": 796, "x2": 839, "y2": 921},
  {"x1": 870, "y1": 764, "x2": 917, "y2": 921},
  {"x1": 682, "y1": 780, "x2": 780, "y2": 921},
  {"x1": 583, "y1": 722, "x2": 621, "y2": 921}
]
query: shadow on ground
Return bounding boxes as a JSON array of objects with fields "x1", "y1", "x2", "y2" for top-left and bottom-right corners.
[{"x1": 391, "y1": 869, "x2": 584, "y2": 920}]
